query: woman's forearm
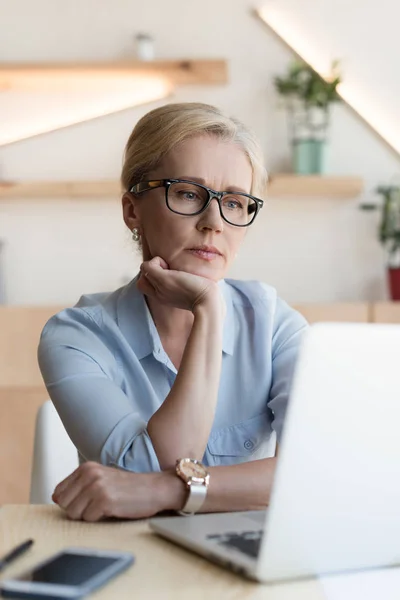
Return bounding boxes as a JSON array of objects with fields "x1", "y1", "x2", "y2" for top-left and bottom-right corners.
[
  {"x1": 160, "y1": 457, "x2": 277, "y2": 513},
  {"x1": 204, "y1": 457, "x2": 277, "y2": 512},
  {"x1": 147, "y1": 294, "x2": 224, "y2": 470}
]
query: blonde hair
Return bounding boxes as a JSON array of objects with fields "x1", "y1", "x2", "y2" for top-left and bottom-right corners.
[{"x1": 121, "y1": 102, "x2": 268, "y2": 198}]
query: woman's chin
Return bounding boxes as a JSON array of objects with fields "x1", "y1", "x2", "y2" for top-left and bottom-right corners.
[{"x1": 172, "y1": 258, "x2": 225, "y2": 281}]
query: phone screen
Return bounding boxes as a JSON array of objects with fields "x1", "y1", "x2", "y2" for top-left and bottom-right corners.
[{"x1": 17, "y1": 552, "x2": 120, "y2": 586}]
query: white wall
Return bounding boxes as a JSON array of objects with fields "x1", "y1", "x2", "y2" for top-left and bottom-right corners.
[{"x1": 0, "y1": 0, "x2": 398, "y2": 305}]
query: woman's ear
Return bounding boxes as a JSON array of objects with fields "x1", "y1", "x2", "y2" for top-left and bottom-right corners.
[{"x1": 122, "y1": 192, "x2": 140, "y2": 231}]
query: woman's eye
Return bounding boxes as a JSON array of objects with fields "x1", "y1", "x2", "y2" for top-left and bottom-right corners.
[
  {"x1": 224, "y1": 198, "x2": 243, "y2": 210},
  {"x1": 182, "y1": 191, "x2": 199, "y2": 201}
]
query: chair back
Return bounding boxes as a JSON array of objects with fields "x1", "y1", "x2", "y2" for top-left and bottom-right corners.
[{"x1": 30, "y1": 400, "x2": 79, "y2": 504}]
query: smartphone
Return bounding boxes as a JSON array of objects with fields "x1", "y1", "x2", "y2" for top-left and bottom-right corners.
[{"x1": 0, "y1": 547, "x2": 134, "y2": 599}]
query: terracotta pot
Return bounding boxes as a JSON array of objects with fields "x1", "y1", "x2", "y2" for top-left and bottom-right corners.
[{"x1": 388, "y1": 268, "x2": 400, "y2": 300}]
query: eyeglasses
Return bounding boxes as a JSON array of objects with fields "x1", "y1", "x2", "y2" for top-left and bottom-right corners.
[{"x1": 129, "y1": 179, "x2": 264, "y2": 227}]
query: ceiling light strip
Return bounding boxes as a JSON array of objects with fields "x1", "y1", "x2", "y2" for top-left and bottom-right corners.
[{"x1": 254, "y1": 6, "x2": 400, "y2": 160}]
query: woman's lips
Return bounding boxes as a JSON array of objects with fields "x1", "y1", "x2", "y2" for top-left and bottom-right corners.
[{"x1": 187, "y1": 248, "x2": 222, "y2": 262}]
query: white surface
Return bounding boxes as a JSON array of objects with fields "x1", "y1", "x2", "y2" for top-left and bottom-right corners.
[
  {"x1": 30, "y1": 400, "x2": 79, "y2": 504},
  {"x1": 320, "y1": 568, "x2": 400, "y2": 600},
  {"x1": 0, "y1": 0, "x2": 399, "y2": 304},
  {"x1": 256, "y1": 322, "x2": 400, "y2": 581}
]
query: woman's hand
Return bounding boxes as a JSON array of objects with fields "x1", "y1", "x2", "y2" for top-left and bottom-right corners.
[
  {"x1": 137, "y1": 256, "x2": 223, "y2": 313},
  {"x1": 52, "y1": 462, "x2": 182, "y2": 522}
]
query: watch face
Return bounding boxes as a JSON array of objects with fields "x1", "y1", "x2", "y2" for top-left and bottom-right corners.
[{"x1": 180, "y1": 460, "x2": 207, "y2": 480}]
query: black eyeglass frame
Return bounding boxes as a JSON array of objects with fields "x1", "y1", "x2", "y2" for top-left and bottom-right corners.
[{"x1": 129, "y1": 178, "x2": 264, "y2": 227}]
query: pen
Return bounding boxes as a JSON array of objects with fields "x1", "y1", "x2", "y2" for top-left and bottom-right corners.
[{"x1": 0, "y1": 539, "x2": 34, "y2": 572}]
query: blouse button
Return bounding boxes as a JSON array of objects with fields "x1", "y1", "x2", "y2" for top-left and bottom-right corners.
[{"x1": 244, "y1": 439, "x2": 254, "y2": 451}]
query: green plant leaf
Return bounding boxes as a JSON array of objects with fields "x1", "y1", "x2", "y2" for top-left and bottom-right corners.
[{"x1": 274, "y1": 59, "x2": 342, "y2": 108}]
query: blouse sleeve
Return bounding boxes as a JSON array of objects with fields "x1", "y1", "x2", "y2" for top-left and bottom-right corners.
[
  {"x1": 267, "y1": 299, "x2": 308, "y2": 441},
  {"x1": 38, "y1": 308, "x2": 161, "y2": 473}
]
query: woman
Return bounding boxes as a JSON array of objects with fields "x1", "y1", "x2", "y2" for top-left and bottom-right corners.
[{"x1": 38, "y1": 102, "x2": 307, "y2": 522}]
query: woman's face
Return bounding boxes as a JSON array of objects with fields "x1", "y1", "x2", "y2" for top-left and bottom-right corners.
[{"x1": 123, "y1": 134, "x2": 253, "y2": 282}]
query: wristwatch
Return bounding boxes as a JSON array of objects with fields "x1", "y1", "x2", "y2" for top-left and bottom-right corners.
[{"x1": 175, "y1": 458, "x2": 210, "y2": 516}]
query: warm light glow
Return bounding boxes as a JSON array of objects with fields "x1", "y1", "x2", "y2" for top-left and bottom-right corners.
[
  {"x1": 256, "y1": 5, "x2": 400, "y2": 157},
  {"x1": 257, "y1": 6, "x2": 331, "y2": 74},
  {"x1": 0, "y1": 75, "x2": 171, "y2": 146}
]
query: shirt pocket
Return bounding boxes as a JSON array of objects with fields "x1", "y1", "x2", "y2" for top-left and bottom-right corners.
[{"x1": 206, "y1": 412, "x2": 276, "y2": 466}]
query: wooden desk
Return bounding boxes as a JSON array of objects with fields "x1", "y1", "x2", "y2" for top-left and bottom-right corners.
[{"x1": 2, "y1": 506, "x2": 400, "y2": 599}]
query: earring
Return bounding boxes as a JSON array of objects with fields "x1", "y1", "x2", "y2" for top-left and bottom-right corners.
[{"x1": 132, "y1": 227, "x2": 140, "y2": 242}]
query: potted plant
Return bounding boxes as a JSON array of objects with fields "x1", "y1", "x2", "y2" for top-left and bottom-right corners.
[
  {"x1": 274, "y1": 60, "x2": 342, "y2": 175},
  {"x1": 361, "y1": 186, "x2": 400, "y2": 300}
]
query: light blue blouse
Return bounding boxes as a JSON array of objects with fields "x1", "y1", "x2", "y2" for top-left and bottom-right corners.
[{"x1": 38, "y1": 276, "x2": 308, "y2": 472}]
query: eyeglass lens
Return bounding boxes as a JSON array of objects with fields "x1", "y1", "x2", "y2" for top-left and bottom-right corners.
[{"x1": 167, "y1": 181, "x2": 257, "y2": 226}]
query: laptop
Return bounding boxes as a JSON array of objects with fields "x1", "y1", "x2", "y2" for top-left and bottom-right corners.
[{"x1": 150, "y1": 322, "x2": 400, "y2": 583}]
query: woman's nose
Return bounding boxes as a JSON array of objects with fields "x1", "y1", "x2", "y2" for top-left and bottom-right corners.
[{"x1": 196, "y1": 197, "x2": 224, "y2": 232}]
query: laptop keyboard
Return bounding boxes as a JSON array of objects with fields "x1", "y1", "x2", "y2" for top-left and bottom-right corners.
[{"x1": 206, "y1": 530, "x2": 263, "y2": 558}]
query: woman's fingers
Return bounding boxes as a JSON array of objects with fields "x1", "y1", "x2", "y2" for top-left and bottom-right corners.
[
  {"x1": 55, "y1": 473, "x2": 88, "y2": 510},
  {"x1": 141, "y1": 259, "x2": 167, "y2": 284},
  {"x1": 141, "y1": 257, "x2": 169, "y2": 276},
  {"x1": 63, "y1": 485, "x2": 94, "y2": 521},
  {"x1": 147, "y1": 256, "x2": 169, "y2": 270},
  {"x1": 54, "y1": 463, "x2": 114, "y2": 521},
  {"x1": 137, "y1": 272, "x2": 156, "y2": 297},
  {"x1": 81, "y1": 498, "x2": 105, "y2": 523},
  {"x1": 53, "y1": 465, "x2": 82, "y2": 500},
  {"x1": 53, "y1": 462, "x2": 99, "y2": 509},
  {"x1": 54, "y1": 463, "x2": 173, "y2": 521},
  {"x1": 137, "y1": 256, "x2": 220, "y2": 312}
]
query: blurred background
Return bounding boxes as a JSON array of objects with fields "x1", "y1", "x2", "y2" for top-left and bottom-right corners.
[
  {"x1": 1, "y1": 0, "x2": 400, "y2": 503},
  {"x1": 2, "y1": 0, "x2": 400, "y2": 305}
]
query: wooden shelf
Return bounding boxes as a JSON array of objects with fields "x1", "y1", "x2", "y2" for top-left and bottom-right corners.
[
  {"x1": 0, "y1": 60, "x2": 228, "y2": 90},
  {"x1": 0, "y1": 59, "x2": 228, "y2": 146},
  {"x1": 0, "y1": 181, "x2": 121, "y2": 199},
  {"x1": 268, "y1": 175, "x2": 364, "y2": 198},
  {"x1": 0, "y1": 175, "x2": 364, "y2": 200}
]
